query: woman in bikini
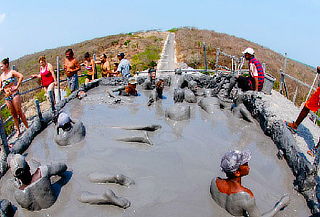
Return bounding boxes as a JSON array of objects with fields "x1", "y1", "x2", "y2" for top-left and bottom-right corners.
[
  {"x1": 82, "y1": 52, "x2": 96, "y2": 84},
  {"x1": 31, "y1": 56, "x2": 57, "y2": 108},
  {"x1": 0, "y1": 58, "x2": 28, "y2": 136}
]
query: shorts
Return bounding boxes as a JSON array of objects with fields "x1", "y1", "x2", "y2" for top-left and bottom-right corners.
[
  {"x1": 305, "y1": 87, "x2": 320, "y2": 112},
  {"x1": 67, "y1": 74, "x2": 79, "y2": 92}
]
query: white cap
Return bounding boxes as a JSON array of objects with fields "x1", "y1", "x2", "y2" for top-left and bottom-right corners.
[
  {"x1": 57, "y1": 112, "x2": 72, "y2": 128},
  {"x1": 220, "y1": 150, "x2": 251, "y2": 173},
  {"x1": 242, "y1": 48, "x2": 255, "y2": 55},
  {"x1": 128, "y1": 78, "x2": 137, "y2": 84}
]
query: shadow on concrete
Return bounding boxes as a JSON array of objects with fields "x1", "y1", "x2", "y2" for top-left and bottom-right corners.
[{"x1": 298, "y1": 124, "x2": 316, "y2": 150}]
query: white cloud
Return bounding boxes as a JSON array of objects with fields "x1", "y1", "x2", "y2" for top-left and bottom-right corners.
[{"x1": 0, "y1": 13, "x2": 6, "y2": 24}]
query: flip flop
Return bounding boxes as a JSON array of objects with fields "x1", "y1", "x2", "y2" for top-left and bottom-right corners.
[
  {"x1": 284, "y1": 121, "x2": 297, "y2": 134},
  {"x1": 307, "y1": 150, "x2": 315, "y2": 157}
]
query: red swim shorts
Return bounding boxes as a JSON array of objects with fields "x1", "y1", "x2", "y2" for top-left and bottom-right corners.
[{"x1": 305, "y1": 87, "x2": 320, "y2": 112}]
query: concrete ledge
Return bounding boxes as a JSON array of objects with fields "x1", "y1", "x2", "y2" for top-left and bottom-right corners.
[{"x1": 243, "y1": 91, "x2": 320, "y2": 214}]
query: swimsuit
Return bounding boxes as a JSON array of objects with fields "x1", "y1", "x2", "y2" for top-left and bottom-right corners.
[
  {"x1": 2, "y1": 77, "x2": 19, "y2": 101},
  {"x1": 40, "y1": 65, "x2": 54, "y2": 87}
]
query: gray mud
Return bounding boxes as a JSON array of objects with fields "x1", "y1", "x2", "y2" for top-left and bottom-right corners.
[{"x1": 0, "y1": 86, "x2": 310, "y2": 217}]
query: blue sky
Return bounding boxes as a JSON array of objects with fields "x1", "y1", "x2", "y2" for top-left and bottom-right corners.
[{"x1": 0, "y1": 0, "x2": 319, "y2": 66}]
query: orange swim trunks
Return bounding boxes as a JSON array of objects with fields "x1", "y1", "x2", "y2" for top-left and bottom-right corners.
[{"x1": 305, "y1": 87, "x2": 320, "y2": 112}]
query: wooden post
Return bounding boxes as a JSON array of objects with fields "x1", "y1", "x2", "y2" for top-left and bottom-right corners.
[
  {"x1": 262, "y1": 63, "x2": 266, "y2": 73},
  {"x1": 283, "y1": 53, "x2": 288, "y2": 74},
  {"x1": 0, "y1": 118, "x2": 9, "y2": 157},
  {"x1": 203, "y1": 42, "x2": 208, "y2": 73},
  {"x1": 34, "y1": 100, "x2": 43, "y2": 122},
  {"x1": 292, "y1": 86, "x2": 298, "y2": 104},
  {"x1": 215, "y1": 48, "x2": 220, "y2": 73},
  {"x1": 279, "y1": 69, "x2": 288, "y2": 97},
  {"x1": 56, "y1": 56, "x2": 61, "y2": 101},
  {"x1": 93, "y1": 53, "x2": 97, "y2": 79}
]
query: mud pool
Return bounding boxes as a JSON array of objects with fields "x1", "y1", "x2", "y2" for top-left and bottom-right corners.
[{"x1": 0, "y1": 85, "x2": 311, "y2": 217}]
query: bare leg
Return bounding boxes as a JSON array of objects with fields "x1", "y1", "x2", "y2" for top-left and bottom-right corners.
[
  {"x1": 79, "y1": 189, "x2": 130, "y2": 209},
  {"x1": 288, "y1": 106, "x2": 310, "y2": 129},
  {"x1": 6, "y1": 100, "x2": 20, "y2": 135},
  {"x1": 89, "y1": 173, "x2": 134, "y2": 186},
  {"x1": 12, "y1": 95, "x2": 28, "y2": 129}
]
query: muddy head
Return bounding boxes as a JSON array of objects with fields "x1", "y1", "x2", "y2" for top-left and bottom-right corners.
[
  {"x1": 8, "y1": 154, "x2": 68, "y2": 211},
  {"x1": 165, "y1": 104, "x2": 191, "y2": 121},
  {"x1": 210, "y1": 150, "x2": 290, "y2": 217},
  {"x1": 0, "y1": 199, "x2": 14, "y2": 217}
]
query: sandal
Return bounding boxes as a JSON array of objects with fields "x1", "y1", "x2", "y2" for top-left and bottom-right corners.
[
  {"x1": 307, "y1": 149, "x2": 315, "y2": 157},
  {"x1": 284, "y1": 121, "x2": 297, "y2": 134}
]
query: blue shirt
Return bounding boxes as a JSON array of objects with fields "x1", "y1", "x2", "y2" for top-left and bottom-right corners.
[{"x1": 117, "y1": 59, "x2": 131, "y2": 77}]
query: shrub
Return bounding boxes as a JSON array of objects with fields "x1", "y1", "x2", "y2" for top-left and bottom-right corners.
[
  {"x1": 131, "y1": 46, "x2": 161, "y2": 72},
  {"x1": 35, "y1": 89, "x2": 46, "y2": 103}
]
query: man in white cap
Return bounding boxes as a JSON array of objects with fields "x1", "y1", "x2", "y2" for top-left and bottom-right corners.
[
  {"x1": 54, "y1": 112, "x2": 86, "y2": 146},
  {"x1": 8, "y1": 154, "x2": 67, "y2": 211},
  {"x1": 210, "y1": 150, "x2": 289, "y2": 216},
  {"x1": 226, "y1": 48, "x2": 265, "y2": 97}
]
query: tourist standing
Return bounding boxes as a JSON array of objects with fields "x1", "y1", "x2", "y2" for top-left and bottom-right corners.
[
  {"x1": 64, "y1": 49, "x2": 80, "y2": 92},
  {"x1": 0, "y1": 58, "x2": 29, "y2": 136},
  {"x1": 116, "y1": 53, "x2": 131, "y2": 78},
  {"x1": 31, "y1": 56, "x2": 57, "y2": 108}
]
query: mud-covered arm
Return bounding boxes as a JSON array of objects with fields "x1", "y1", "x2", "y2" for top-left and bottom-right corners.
[
  {"x1": 243, "y1": 194, "x2": 289, "y2": 217},
  {"x1": 47, "y1": 163, "x2": 67, "y2": 177}
]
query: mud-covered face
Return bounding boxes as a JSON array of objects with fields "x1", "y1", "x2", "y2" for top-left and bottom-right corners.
[{"x1": 244, "y1": 53, "x2": 251, "y2": 60}]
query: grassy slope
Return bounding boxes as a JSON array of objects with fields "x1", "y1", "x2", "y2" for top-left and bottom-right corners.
[
  {"x1": 175, "y1": 27, "x2": 315, "y2": 105},
  {"x1": 10, "y1": 31, "x2": 166, "y2": 100}
]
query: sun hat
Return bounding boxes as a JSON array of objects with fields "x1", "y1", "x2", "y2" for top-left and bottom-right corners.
[{"x1": 242, "y1": 48, "x2": 255, "y2": 55}]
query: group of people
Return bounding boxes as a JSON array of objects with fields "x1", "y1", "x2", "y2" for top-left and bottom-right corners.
[{"x1": 0, "y1": 50, "x2": 132, "y2": 137}]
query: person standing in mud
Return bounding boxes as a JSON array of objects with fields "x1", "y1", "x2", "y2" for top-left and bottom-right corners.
[
  {"x1": 64, "y1": 49, "x2": 80, "y2": 92},
  {"x1": 155, "y1": 77, "x2": 165, "y2": 98},
  {"x1": 31, "y1": 56, "x2": 57, "y2": 109},
  {"x1": 226, "y1": 48, "x2": 264, "y2": 97},
  {"x1": 210, "y1": 150, "x2": 289, "y2": 217},
  {"x1": 8, "y1": 154, "x2": 67, "y2": 211},
  {"x1": 0, "y1": 58, "x2": 29, "y2": 137},
  {"x1": 116, "y1": 53, "x2": 131, "y2": 78}
]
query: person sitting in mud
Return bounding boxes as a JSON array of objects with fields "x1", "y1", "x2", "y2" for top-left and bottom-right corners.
[
  {"x1": 148, "y1": 61, "x2": 157, "y2": 86},
  {"x1": 113, "y1": 78, "x2": 138, "y2": 96},
  {"x1": 155, "y1": 77, "x2": 165, "y2": 99},
  {"x1": 54, "y1": 112, "x2": 86, "y2": 146},
  {"x1": 8, "y1": 154, "x2": 67, "y2": 211},
  {"x1": 226, "y1": 48, "x2": 264, "y2": 97},
  {"x1": 210, "y1": 150, "x2": 290, "y2": 217}
]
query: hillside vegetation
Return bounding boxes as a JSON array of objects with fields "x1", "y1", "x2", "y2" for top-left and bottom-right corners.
[
  {"x1": 174, "y1": 27, "x2": 316, "y2": 105},
  {"x1": 10, "y1": 31, "x2": 166, "y2": 100}
]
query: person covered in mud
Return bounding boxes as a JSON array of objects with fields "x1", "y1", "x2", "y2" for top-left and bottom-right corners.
[
  {"x1": 226, "y1": 48, "x2": 264, "y2": 97},
  {"x1": 81, "y1": 52, "x2": 96, "y2": 84},
  {"x1": 155, "y1": 77, "x2": 165, "y2": 99},
  {"x1": 64, "y1": 49, "x2": 81, "y2": 92},
  {"x1": 8, "y1": 154, "x2": 67, "y2": 211},
  {"x1": 112, "y1": 78, "x2": 138, "y2": 96},
  {"x1": 148, "y1": 61, "x2": 157, "y2": 86},
  {"x1": 210, "y1": 150, "x2": 290, "y2": 217},
  {"x1": 54, "y1": 112, "x2": 86, "y2": 146},
  {"x1": 116, "y1": 53, "x2": 131, "y2": 78}
]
